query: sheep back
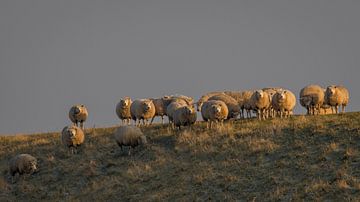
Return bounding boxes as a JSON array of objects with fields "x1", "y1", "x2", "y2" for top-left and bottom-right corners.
[{"x1": 114, "y1": 126, "x2": 147, "y2": 148}]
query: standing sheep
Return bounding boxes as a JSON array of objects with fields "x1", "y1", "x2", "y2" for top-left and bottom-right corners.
[
  {"x1": 241, "y1": 90, "x2": 255, "y2": 118},
  {"x1": 69, "y1": 104, "x2": 88, "y2": 130},
  {"x1": 325, "y1": 85, "x2": 349, "y2": 114},
  {"x1": 166, "y1": 98, "x2": 192, "y2": 125},
  {"x1": 201, "y1": 100, "x2": 229, "y2": 129},
  {"x1": 196, "y1": 91, "x2": 223, "y2": 112},
  {"x1": 130, "y1": 99, "x2": 156, "y2": 126},
  {"x1": 208, "y1": 93, "x2": 240, "y2": 120},
  {"x1": 250, "y1": 90, "x2": 271, "y2": 120},
  {"x1": 172, "y1": 105, "x2": 197, "y2": 130},
  {"x1": 114, "y1": 126, "x2": 147, "y2": 155},
  {"x1": 263, "y1": 87, "x2": 283, "y2": 118},
  {"x1": 61, "y1": 125, "x2": 85, "y2": 154},
  {"x1": 116, "y1": 97, "x2": 132, "y2": 125},
  {"x1": 9, "y1": 154, "x2": 38, "y2": 182},
  {"x1": 272, "y1": 90, "x2": 296, "y2": 118},
  {"x1": 150, "y1": 96, "x2": 173, "y2": 124},
  {"x1": 299, "y1": 85, "x2": 324, "y2": 115}
]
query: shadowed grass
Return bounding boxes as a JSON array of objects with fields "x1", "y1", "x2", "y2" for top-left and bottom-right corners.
[{"x1": 1, "y1": 112, "x2": 360, "y2": 201}]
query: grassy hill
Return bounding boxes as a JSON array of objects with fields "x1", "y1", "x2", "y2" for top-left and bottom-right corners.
[{"x1": 1, "y1": 112, "x2": 360, "y2": 201}]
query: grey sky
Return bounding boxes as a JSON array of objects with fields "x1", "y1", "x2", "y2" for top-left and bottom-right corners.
[{"x1": 1, "y1": 0, "x2": 359, "y2": 135}]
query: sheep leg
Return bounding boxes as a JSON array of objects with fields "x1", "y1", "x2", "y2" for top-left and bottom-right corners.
[
  {"x1": 150, "y1": 117, "x2": 155, "y2": 125},
  {"x1": 161, "y1": 116, "x2": 164, "y2": 124},
  {"x1": 80, "y1": 121, "x2": 84, "y2": 130},
  {"x1": 342, "y1": 105, "x2": 346, "y2": 113}
]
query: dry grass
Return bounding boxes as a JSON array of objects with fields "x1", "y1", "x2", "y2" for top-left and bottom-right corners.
[{"x1": 1, "y1": 112, "x2": 360, "y2": 201}]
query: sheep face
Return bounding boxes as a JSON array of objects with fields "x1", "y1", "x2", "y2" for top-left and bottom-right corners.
[
  {"x1": 142, "y1": 101, "x2": 152, "y2": 112},
  {"x1": 66, "y1": 128, "x2": 77, "y2": 140},
  {"x1": 27, "y1": 160, "x2": 38, "y2": 174},
  {"x1": 327, "y1": 86, "x2": 336, "y2": 96},
  {"x1": 255, "y1": 90, "x2": 264, "y2": 99},
  {"x1": 211, "y1": 105, "x2": 222, "y2": 116},
  {"x1": 120, "y1": 97, "x2": 131, "y2": 108},
  {"x1": 74, "y1": 106, "x2": 81, "y2": 114}
]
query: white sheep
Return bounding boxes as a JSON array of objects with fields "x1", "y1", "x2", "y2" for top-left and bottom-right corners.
[
  {"x1": 9, "y1": 154, "x2": 38, "y2": 182},
  {"x1": 69, "y1": 104, "x2": 88, "y2": 130},
  {"x1": 299, "y1": 85, "x2": 324, "y2": 115},
  {"x1": 166, "y1": 98, "x2": 191, "y2": 125},
  {"x1": 201, "y1": 100, "x2": 229, "y2": 129},
  {"x1": 196, "y1": 91, "x2": 223, "y2": 112},
  {"x1": 150, "y1": 96, "x2": 173, "y2": 124},
  {"x1": 116, "y1": 97, "x2": 132, "y2": 125},
  {"x1": 208, "y1": 93, "x2": 240, "y2": 120},
  {"x1": 172, "y1": 105, "x2": 197, "y2": 130},
  {"x1": 272, "y1": 90, "x2": 296, "y2": 118},
  {"x1": 130, "y1": 99, "x2": 156, "y2": 126},
  {"x1": 61, "y1": 125, "x2": 85, "y2": 154},
  {"x1": 114, "y1": 126, "x2": 147, "y2": 155},
  {"x1": 325, "y1": 85, "x2": 349, "y2": 114},
  {"x1": 249, "y1": 90, "x2": 271, "y2": 120}
]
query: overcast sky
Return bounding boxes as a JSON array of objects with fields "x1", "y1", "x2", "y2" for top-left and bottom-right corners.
[{"x1": 1, "y1": 0, "x2": 359, "y2": 135}]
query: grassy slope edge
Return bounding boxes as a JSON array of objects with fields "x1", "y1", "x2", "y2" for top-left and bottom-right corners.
[{"x1": 1, "y1": 112, "x2": 360, "y2": 201}]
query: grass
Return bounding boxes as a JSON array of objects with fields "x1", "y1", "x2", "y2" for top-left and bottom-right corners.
[{"x1": 1, "y1": 112, "x2": 360, "y2": 201}]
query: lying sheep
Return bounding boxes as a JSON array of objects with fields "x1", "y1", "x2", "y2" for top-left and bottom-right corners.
[
  {"x1": 325, "y1": 85, "x2": 349, "y2": 114},
  {"x1": 299, "y1": 85, "x2": 324, "y2": 115},
  {"x1": 208, "y1": 93, "x2": 240, "y2": 120},
  {"x1": 116, "y1": 97, "x2": 132, "y2": 125},
  {"x1": 272, "y1": 90, "x2": 296, "y2": 118},
  {"x1": 196, "y1": 91, "x2": 223, "y2": 112},
  {"x1": 61, "y1": 125, "x2": 85, "y2": 154},
  {"x1": 9, "y1": 154, "x2": 38, "y2": 182},
  {"x1": 130, "y1": 99, "x2": 156, "y2": 126},
  {"x1": 201, "y1": 100, "x2": 229, "y2": 129},
  {"x1": 250, "y1": 90, "x2": 271, "y2": 120},
  {"x1": 69, "y1": 104, "x2": 88, "y2": 130},
  {"x1": 173, "y1": 105, "x2": 197, "y2": 130},
  {"x1": 114, "y1": 126, "x2": 147, "y2": 155}
]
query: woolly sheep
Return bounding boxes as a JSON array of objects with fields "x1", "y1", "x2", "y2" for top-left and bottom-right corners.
[
  {"x1": 150, "y1": 96, "x2": 173, "y2": 124},
  {"x1": 263, "y1": 87, "x2": 283, "y2": 118},
  {"x1": 272, "y1": 90, "x2": 296, "y2": 118},
  {"x1": 69, "y1": 104, "x2": 88, "y2": 130},
  {"x1": 250, "y1": 90, "x2": 271, "y2": 120},
  {"x1": 61, "y1": 125, "x2": 85, "y2": 154},
  {"x1": 130, "y1": 99, "x2": 156, "y2": 126},
  {"x1": 196, "y1": 91, "x2": 223, "y2": 112},
  {"x1": 114, "y1": 126, "x2": 147, "y2": 155},
  {"x1": 223, "y1": 91, "x2": 248, "y2": 118},
  {"x1": 116, "y1": 97, "x2": 132, "y2": 125},
  {"x1": 208, "y1": 93, "x2": 240, "y2": 120},
  {"x1": 240, "y1": 90, "x2": 255, "y2": 118},
  {"x1": 169, "y1": 94, "x2": 195, "y2": 106},
  {"x1": 325, "y1": 85, "x2": 349, "y2": 114},
  {"x1": 9, "y1": 154, "x2": 38, "y2": 181},
  {"x1": 201, "y1": 100, "x2": 229, "y2": 129},
  {"x1": 299, "y1": 85, "x2": 324, "y2": 115},
  {"x1": 172, "y1": 105, "x2": 197, "y2": 130},
  {"x1": 166, "y1": 99, "x2": 191, "y2": 124}
]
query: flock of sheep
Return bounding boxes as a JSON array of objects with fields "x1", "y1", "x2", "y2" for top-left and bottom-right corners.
[{"x1": 7, "y1": 84, "x2": 350, "y2": 181}]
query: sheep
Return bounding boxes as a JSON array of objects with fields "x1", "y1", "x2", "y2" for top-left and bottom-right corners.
[
  {"x1": 325, "y1": 85, "x2": 350, "y2": 114},
  {"x1": 114, "y1": 126, "x2": 147, "y2": 155},
  {"x1": 130, "y1": 99, "x2": 156, "y2": 126},
  {"x1": 150, "y1": 96, "x2": 173, "y2": 124},
  {"x1": 223, "y1": 91, "x2": 246, "y2": 118},
  {"x1": 69, "y1": 104, "x2": 88, "y2": 130},
  {"x1": 116, "y1": 97, "x2": 132, "y2": 125},
  {"x1": 169, "y1": 94, "x2": 195, "y2": 106},
  {"x1": 201, "y1": 100, "x2": 229, "y2": 129},
  {"x1": 172, "y1": 105, "x2": 197, "y2": 130},
  {"x1": 299, "y1": 85, "x2": 324, "y2": 115},
  {"x1": 249, "y1": 90, "x2": 271, "y2": 120},
  {"x1": 166, "y1": 98, "x2": 192, "y2": 125},
  {"x1": 61, "y1": 125, "x2": 85, "y2": 154},
  {"x1": 241, "y1": 90, "x2": 255, "y2": 118},
  {"x1": 319, "y1": 104, "x2": 333, "y2": 115},
  {"x1": 272, "y1": 90, "x2": 296, "y2": 118},
  {"x1": 196, "y1": 91, "x2": 223, "y2": 112},
  {"x1": 9, "y1": 154, "x2": 38, "y2": 182},
  {"x1": 263, "y1": 87, "x2": 283, "y2": 118},
  {"x1": 208, "y1": 93, "x2": 241, "y2": 120}
]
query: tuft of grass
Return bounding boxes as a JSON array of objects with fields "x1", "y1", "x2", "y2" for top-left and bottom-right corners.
[{"x1": 1, "y1": 112, "x2": 360, "y2": 201}]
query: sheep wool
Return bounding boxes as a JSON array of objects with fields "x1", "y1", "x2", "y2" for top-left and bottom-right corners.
[
  {"x1": 61, "y1": 125, "x2": 85, "y2": 154},
  {"x1": 130, "y1": 99, "x2": 156, "y2": 126},
  {"x1": 116, "y1": 97, "x2": 132, "y2": 125},
  {"x1": 9, "y1": 154, "x2": 38, "y2": 177},
  {"x1": 69, "y1": 104, "x2": 88, "y2": 129}
]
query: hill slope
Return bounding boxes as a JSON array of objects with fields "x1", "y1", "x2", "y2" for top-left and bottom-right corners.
[{"x1": 1, "y1": 113, "x2": 360, "y2": 201}]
